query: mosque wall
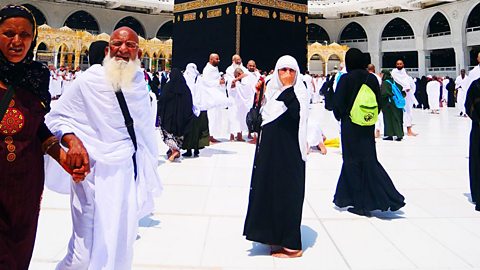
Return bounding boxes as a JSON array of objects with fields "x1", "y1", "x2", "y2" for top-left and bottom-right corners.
[{"x1": 310, "y1": 0, "x2": 480, "y2": 77}]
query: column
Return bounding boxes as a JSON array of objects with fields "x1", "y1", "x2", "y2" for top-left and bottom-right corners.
[
  {"x1": 149, "y1": 58, "x2": 153, "y2": 70},
  {"x1": 417, "y1": 50, "x2": 427, "y2": 77},
  {"x1": 74, "y1": 50, "x2": 81, "y2": 69},
  {"x1": 454, "y1": 45, "x2": 468, "y2": 72},
  {"x1": 368, "y1": 49, "x2": 381, "y2": 70},
  {"x1": 53, "y1": 49, "x2": 58, "y2": 68}
]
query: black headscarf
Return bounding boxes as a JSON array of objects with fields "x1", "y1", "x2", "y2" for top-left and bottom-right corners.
[
  {"x1": 158, "y1": 68, "x2": 194, "y2": 136},
  {"x1": 88, "y1": 40, "x2": 109, "y2": 66},
  {"x1": 0, "y1": 5, "x2": 51, "y2": 111},
  {"x1": 345, "y1": 48, "x2": 368, "y2": 72}
]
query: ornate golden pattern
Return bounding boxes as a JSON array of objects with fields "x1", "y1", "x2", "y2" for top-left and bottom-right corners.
[
  {"x1": 280, "y1": 12, "x2": 295, "y2": 22},
  {"x1": 252, "y1": 8, "x2": 270, "y2": 18},
  {"x1": 207, "y1": 8, "x2": 222, "y2": 18},
  {"x1": 272, "y1": 11, "x2": 278, "y2": 19},
  {"x1": 36, "y1": 25, "x2": 173, "y2": 69},
  {"x1": 174, "y1": 0, "x2": 307, "y2": 14},
  {"x1": 174, "y1": 0, "x2": 236, "y2": 13},
  {"x1": 183, "y1": 12, "x2": 197, "y2": 21}
]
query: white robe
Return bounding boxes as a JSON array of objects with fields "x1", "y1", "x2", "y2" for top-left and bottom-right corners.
[
  {"x1": 427, "y1": 80, "x2": 441, "y2": 111},
  {"x1": 392, "y1": 68, "x2": 417, "y2": 127},
  {"x1": 227, "y1": 74, "x2": 256, "y2": 133},
  {"x1": 197, "y1": 63, "x2": 230, "y2": 138},
  {"x1": 184, "y1": 64, "x2": 201, "y2": 116},
  {"x1": 467, "y1": 65, "x2": 480, "y2": 91},
  {"x1": 456, "y1": 75, "x2": 469, "y2": 114},
  {"x1": 45, "y1": 64, "x2": 161, "y2": 270}
]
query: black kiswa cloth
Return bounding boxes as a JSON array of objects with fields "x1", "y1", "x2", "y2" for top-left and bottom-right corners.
[{"x1": 114, "y1": 90, "x2": 138, "y2": 179}]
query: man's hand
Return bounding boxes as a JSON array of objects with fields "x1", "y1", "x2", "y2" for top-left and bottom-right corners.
[
  {"x1": 58, "y1": 149, "x2": 87, "y2": 183},
  {"x1": 220, "y1": 77, "x2": 226, "y2": 85},
  {"x1": 62, "y1": 134, "x2": 90, "y2": 177}
]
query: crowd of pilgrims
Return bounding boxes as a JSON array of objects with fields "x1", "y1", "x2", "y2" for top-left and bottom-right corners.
[{"x1": 2, "y1": 3, "x2": 480, "y2": 268}]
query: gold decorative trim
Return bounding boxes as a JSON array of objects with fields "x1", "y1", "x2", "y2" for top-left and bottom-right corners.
[
  {"x1": 174, "y1": 0, "x2": 307, "y2": 14},
  {"x1": 235, "y1": 2, "x2": 241, "y2": 54},
  {"x1": 226, "y1": 7, "x2": 230, "y2": 14},
  {"x1": 183, "y1": 12, "x2": 197, "y2": 21},
  {"x1": 272, "y1": 11, "x2": 278, "y2": 19},
  {"x1": 207, "y1": 8, "x2": 222, "y2": 18},
  {"x1": 236, "y1": 5, "x2": 242, "y2": 15},
  {"x1": 252, "y1": 8, "x2": 270, "y2": 18},
  {"x1": 280, "y1": 12, "x2": 295, "y2": 22},
  {"x1": 200, "y1": 12, "x2": 204, "y2": 19},
  {"x1": 244, "y1": 7, "x2": 249, "y2": 14},
  {"x1": 174, "y1": 0, "x2": 236, "y2": 13}
]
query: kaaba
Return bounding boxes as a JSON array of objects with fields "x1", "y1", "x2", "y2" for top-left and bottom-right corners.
[{"x1": 172, "y1": 0, "x2": 308, "y2": 73}]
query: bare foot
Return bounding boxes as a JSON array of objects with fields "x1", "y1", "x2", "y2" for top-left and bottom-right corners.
[
  {"x1": 229, "y1": 134, "x2": 235, "y2": 141},
  {"x1": 168, "y1": 150, "x2": 180, "y2": 162},
  {"x1": 210, "y1": 136, "x2": 220, "y2": 143},
  {"x1": 317, "y1": 143, "x2": 327, "y2": 155},
  {"x1": 375, "y1": 129, "x2": 381, "y2": 138},
  {"x1": 407, "y1": 127, "x2": 418, "y2": 137},
  {"x1": 271, "y1": 248, "x2": 303, "y2": 258},
  {"x1": 236, "y1": 133, "x2": 245, "y2": 142}
]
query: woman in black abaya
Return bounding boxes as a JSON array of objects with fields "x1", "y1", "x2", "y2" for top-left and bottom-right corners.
[
  {"x1": 465, "y1": 78, "x2": 480, "y2": 211},
  {"x1": 244, "y1": 55, "x2": 309, "y2": 258},
  {"x1": 333, "y1": 48, "x2": 405, "y2": 217},
  {"x1": 157, "y1": 68, "x2": 194, "y2": 161}
]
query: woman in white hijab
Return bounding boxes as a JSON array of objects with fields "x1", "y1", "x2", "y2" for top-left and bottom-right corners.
[{"x1": 243, "y1": 55, "x2": 309, "y2": 258}]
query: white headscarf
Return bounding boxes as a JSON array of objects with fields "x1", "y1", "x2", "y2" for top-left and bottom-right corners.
[
  {"x1": 261, "y1": 55, "x2": 309, "y2": 161},
  {"x1": 185, "y1": 63, "x2": 200, "y2": 77}
]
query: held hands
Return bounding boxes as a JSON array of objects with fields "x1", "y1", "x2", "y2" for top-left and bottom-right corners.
[
  {"x1": 62, "y1": 134, "x2": 90, "y2": 182},
  {"x1": 220, "y1": 77, "x2": 226, "y2": 86}
]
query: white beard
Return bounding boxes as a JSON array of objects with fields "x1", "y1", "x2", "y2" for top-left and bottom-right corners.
[{"x1": 103, "y1": 55, "x2": 141, "y2": 92}]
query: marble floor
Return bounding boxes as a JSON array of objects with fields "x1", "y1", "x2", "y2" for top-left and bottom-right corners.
[{"x1": 31, "y1": 104, "x2": 480, "y2": 270}]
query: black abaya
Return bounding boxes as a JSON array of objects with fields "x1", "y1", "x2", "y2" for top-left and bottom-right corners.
[
  {"x1": 465, "y1": 78, "x2": 480, "y2": 211},
  {"x1": 333, "y1": 68, "x2": 405, "y2": 212},
  {"x1": 243, "y1": 86, "x2": 305, "y2": 250}
]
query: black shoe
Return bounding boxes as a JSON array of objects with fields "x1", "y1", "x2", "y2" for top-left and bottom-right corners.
[
  {"x1": 194, "y1": 149, "x2": 200, "y2": 157},
  {"x1": 475, "y1": 204, "x2": 480, "y2": 211},
  {"x1": 395, "y1": 137, "x2": 403, "y2": 141},
  {"x1": 182, "y1": 150, "x2": 192, "y2": 157},
  {"x1": 347, "y1": 207, "x2": 371, "y2": 217},
  {"x1": 383, "y1": 136, "x2": 393, "y2": 141}
]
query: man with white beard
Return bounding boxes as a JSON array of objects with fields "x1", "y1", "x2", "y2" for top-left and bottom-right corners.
[
  {"x1": 225, "y1": 54, "x2": 248, "y2": 84},
  {"x1": 197, "y1": 53, "x2": 229, "y2": 142},
  {"x1": 46, "y1": 27, "x2": 162, "y2": 270},
  {"x1": 392, "y1": 59, "x2": 418, "y2": 136},
  {"x1": 228, "y1": 68, "x2": 256, "y2": 141}
]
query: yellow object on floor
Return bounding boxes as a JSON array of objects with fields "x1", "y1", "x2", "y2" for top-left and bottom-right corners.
[{"x1": 324, "y1": 138, "x2": 340, "y2": 148}]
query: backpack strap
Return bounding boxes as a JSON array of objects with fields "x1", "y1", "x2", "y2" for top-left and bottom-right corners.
[{"x1": 114, "y1": 90, "x2": 138, "y2": 180}]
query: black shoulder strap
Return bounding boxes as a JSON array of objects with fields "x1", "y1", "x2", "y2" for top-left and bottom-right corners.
[
  {"x1": 0, "y1": 85, "x2": 15, "y2": 122},
  {"x1": 114, "y1": 90, "x2": 138, "y2": 179}
]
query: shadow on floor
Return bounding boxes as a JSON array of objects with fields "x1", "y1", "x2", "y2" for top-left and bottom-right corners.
[
  {"x1": 464, "y1": 193, "x2": 474, "y2": 204},
  {"x1": 334, "y1": 206, "x2": 405, "y2": 220},
  {"x1": 139, "y1": 214, "x2": 161, "y2": 228},
  {"x1": 246, "y1": 225, "x2": 318, "y2": 256}
]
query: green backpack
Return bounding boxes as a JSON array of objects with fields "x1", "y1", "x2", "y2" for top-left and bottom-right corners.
[{"x1": 350, "y1": 79, "x2": 378, "y2": 126}]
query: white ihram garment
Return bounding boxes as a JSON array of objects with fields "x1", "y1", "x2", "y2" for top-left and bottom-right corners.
[{"x1": 46, "y1": 64, "x2": 162, "y2": 270}]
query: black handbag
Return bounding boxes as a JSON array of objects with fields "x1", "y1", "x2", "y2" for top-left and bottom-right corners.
[
  {"x1": 246, "y1": 107, "x2": 262, "y2": 133},
  {"x1": 246, "y1": 85, "x2": 264, "y2": 133}
]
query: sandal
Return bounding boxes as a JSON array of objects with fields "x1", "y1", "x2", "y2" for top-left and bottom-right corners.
[{"x1": 271, "y1": 248, "x2": 303, "y2": 258}]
